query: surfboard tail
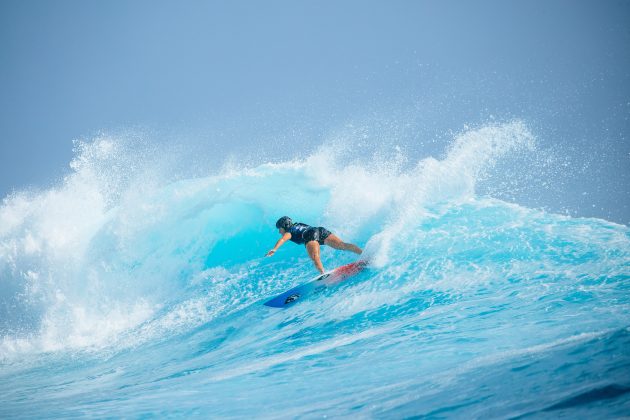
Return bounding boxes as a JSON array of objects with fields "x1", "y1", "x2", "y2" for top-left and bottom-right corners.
[{"x1": 320, "y1": 260, "x2": 369, "y2": 286}]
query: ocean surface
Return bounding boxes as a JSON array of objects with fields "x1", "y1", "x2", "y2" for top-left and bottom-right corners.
[{"x1": 1, "y1": 121, "x2": 629, "y2": 418}]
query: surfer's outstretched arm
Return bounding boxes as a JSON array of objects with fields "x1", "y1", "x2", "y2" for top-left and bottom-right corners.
[{"x1": 266, "y1": 232, "x2": 292, "y2": 257}]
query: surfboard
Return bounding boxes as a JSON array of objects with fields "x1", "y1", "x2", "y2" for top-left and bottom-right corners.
[{"x1": 264, "y1": 260, "x2": 368, "y2": 308}]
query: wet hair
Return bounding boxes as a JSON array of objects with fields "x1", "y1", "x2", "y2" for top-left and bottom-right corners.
[{"x1": 275, "y1": 216, "x2": 293, "y2": 230}]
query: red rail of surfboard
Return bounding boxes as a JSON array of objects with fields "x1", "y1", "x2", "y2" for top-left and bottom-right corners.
[{"x1": 322, "y1": 260, "x2": 368, "y2": 286}]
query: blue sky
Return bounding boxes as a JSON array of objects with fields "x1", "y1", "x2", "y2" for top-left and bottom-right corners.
[{"x1": 1, "y1": 1, "x2": 629, "y2": 222}]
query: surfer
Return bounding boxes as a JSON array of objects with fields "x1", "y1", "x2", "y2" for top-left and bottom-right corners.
[{"x1": 266, "y1": 216, "x2": 362, "y2": 274}]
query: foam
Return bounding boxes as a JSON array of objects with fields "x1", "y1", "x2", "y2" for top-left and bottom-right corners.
[{"x1": 2, "y1": 120, "x2": 626, "y2": 362}]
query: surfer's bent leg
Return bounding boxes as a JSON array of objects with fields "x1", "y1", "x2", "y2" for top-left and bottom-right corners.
[
  {"x1": 324, "y1": 234, "x2": 362, "y2": 254},
  {"x1": 306, "y1": 241, "x2": 325, "y2": 274}
]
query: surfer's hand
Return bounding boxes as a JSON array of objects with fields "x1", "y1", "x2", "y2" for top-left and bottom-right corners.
[{"x1": 266, "y1": 249, "x2": 276, "y2": 257}]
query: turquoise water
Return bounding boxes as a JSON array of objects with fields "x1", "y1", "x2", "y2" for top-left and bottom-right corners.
[{"x1": 1, "y1": 122, "x2": 629, "y2": 417}]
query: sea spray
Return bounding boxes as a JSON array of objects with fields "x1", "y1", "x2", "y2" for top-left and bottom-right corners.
[{"x1": 1, "y1": 121, "x2": 629, "y2": 418}]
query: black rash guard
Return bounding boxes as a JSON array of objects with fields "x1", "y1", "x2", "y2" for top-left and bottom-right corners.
[{"x1": 287, "y1": 223, "x2": 332, "y2": 246}]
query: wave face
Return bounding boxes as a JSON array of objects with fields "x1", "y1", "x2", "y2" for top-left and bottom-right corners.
[{"x1": 1, "y1": 121, "x2": 629, "y2": 418}]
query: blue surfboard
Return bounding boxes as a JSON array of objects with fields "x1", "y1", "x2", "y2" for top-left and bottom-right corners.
[{"x1": 264, "y1": 260, "x2": 368, "y2": 308}]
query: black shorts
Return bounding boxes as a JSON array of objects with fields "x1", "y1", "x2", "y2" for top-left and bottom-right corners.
[{"x1": 302, "y1": 227, "x2": 332, "y2": 245}]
